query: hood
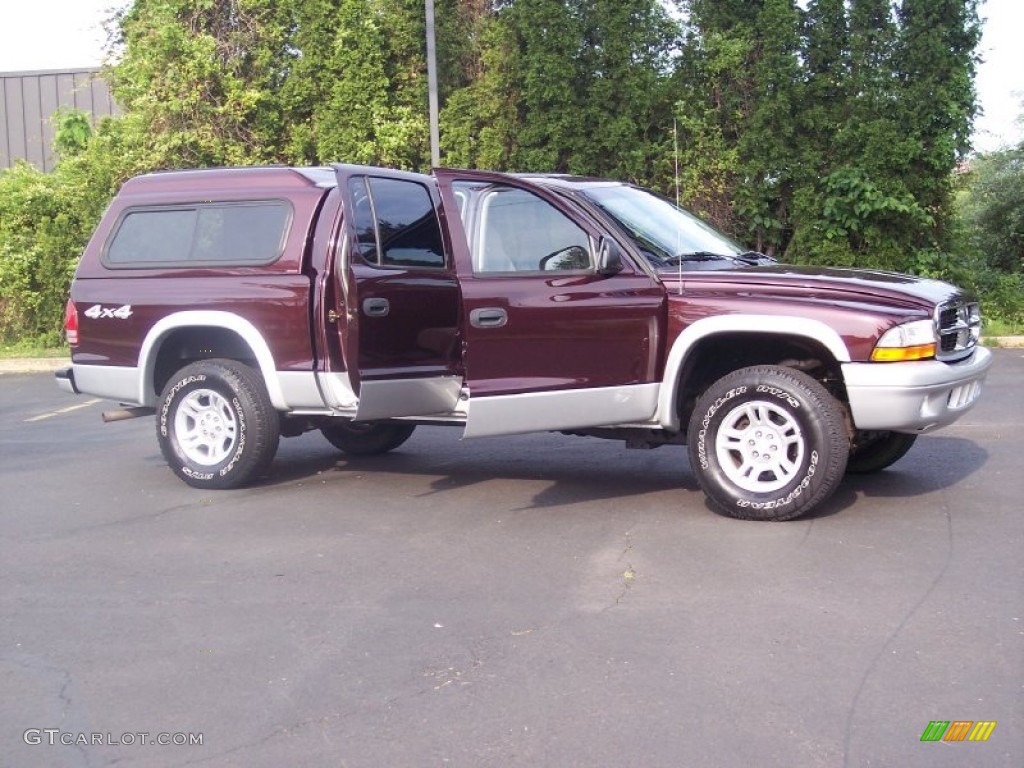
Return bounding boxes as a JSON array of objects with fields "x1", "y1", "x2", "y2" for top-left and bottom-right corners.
[{"x1": 659, "y1": 264, "x2": 969, "y2": 310}]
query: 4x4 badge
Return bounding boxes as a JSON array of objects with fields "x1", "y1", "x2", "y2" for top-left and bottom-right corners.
[{"x1": 83, "y1": 304, "x2": 132, "y2": 320}]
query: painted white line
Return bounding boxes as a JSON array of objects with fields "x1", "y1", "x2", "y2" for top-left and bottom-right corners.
[{"x1": 25, "y1": 399, "x2": 102, "y2": 422}]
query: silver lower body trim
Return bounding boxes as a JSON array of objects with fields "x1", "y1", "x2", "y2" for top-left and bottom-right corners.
[
  {"x1": 464, "y1": 383, "x2": 660, "y2": 438},
  {"x1": 55, "y1": 367, "x2": 79, "y2": 394},
  {"x1": 356, "y1": 376, "x2": 463, "y2": 421},
  {"x1": 278, "y1": 371, "x2": 329, "y2": 409},
  {"x1": 70, "y1": 364, "x2": 141, "y2": 405},
  {"x1": 842, "y1": 347, "x2": 992, "y2": 433}
]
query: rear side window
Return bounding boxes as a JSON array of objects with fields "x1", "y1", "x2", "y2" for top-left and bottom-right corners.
[
  {"x1": 347, "y1": 177, "x2": 446, "y2": 269},
  {"x1": 104, "y1": 201, "x2": 291, "y2": 267}
]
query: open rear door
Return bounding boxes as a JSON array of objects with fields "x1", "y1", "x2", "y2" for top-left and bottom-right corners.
[{"x1": 327, "y1": 165, "x2": 463, "y2": 421}]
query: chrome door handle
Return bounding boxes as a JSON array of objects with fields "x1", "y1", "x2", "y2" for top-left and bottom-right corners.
[
  {"x1": 469, "y1": 307, "x2": 508, "y2": 328},
  {"x1": 362, "y1": 297, "x2": 390, "y2": 317}
]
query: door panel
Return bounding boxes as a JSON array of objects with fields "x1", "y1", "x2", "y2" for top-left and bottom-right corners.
[{"x1": 458, "y1": 274, "x2": 663, "y2": 395}]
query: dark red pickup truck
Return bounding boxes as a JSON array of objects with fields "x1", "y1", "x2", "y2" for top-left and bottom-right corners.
[{"x1": 56, "y1": 164, "x2": 992, "y2": 520}]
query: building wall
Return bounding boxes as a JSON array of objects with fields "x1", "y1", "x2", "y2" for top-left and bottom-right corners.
[{"x1": 1, "y1": 68, "x2": 119, "y2": 172}]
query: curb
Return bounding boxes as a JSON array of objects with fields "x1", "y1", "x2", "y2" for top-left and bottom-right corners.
[
  {"x1": 0, "y1": 358, "x2": 72, "y2": 374},
  {"x1": 982, "y1": 336, "x2": 1024, "y2": 348}
]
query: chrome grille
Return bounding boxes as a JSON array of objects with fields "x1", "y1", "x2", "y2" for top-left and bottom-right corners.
[{"x1": 934, "y1": 299, "x2": 981, "y2": 362}]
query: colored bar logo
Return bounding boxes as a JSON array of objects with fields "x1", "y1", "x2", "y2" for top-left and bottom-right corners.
[{"x1": 920, "y1": 721, "x2": 996, "y2": 742}]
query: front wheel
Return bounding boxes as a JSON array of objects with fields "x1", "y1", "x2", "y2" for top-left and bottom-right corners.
[
  {"x1": 687, "y1": 366, "x2": 849, "y2": 521},
  {"x1": 157, "y1": 359, "x2": 279, "y2": 489},
  {"x1": 320, "y1": 421, "x2": 416, "y2": 455}
]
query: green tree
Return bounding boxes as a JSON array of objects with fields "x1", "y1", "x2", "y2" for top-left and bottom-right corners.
[
  {"x1": 572, "y1": 0, "x2": 678, "y2": 183},
  {"x1": 799, "y1": 0, "x2": 848, "y2": 170},
  {"x1": 674, "y1": 0, "x2": 981, "y2": 270},
  {"x1": 0, "y1": 113, "x2": 147, "y2": 344},
  {"x1": 673, "y1": 0, "x2": 804, "y2": 252},
  {"x1": 506, "y1": 0, "x2": 586, "y2": 171},
  {"x1": 733, "y1": 0, "x2": 803, "y2": 254},
  {"x1": 111, "y1": 0, "x2": 434, "y2": 169},
  {"x1": 671, "y1": 11, "x2": 750, "y2": 230},
  {"x1": 110, "y1": 0, "x2": 294, "y2": 166},
  {"x1": 0, "y1": 0, "x2": 999, "y2": 345},
  {"x1": 440, "y1": 10, "x2": 523, "y2": 169},
  {"x1": 893, "y1": 0, "x2": 981, "y2": 230},
  {"x1": 958, "y1": 145, "x2": 1024, "y2": 273},
  {"x1": 441, "y1": 0, "x2": 678, "y2": 180},
  {"x1": 286, "y1": 0, "x2": 430, "y2": 168},
  {"x1": 436, "y1": 0, "x2": 493, "y2": 99},
  {"x1": 951, "y1": 143, "x2": 1024, "y2": 325}
]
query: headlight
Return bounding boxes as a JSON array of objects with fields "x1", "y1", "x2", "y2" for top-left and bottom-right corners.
[{"x1": 871, "y1": 319, "x2": 937, "y2": 362}]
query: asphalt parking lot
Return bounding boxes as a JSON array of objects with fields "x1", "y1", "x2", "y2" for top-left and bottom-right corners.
[{"x1": 1, "y1": 350, "x2": 1022, "y2": 767}]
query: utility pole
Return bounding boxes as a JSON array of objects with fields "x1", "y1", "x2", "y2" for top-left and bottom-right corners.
[{"x1": 425, "y1": 0, "x2": 441, "y2": 167}]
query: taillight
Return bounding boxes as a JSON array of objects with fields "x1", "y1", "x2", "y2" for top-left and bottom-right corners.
[{"x1": 64, "y1": 299, "x2": 79, "y2": 346}]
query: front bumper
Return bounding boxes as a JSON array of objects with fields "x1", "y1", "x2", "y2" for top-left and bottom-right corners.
[
  {"x1": 841, "y1": 346, "x2": 992, "y2": 433},
  {"x1": 55, "y1": 366, "x2": 80, "y2": 395}
]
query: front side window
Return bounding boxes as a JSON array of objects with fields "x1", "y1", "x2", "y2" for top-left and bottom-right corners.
[
  {"x1": 347, "y1": 177, "x2": 446, "y2": 269},
  {"x1": 105, "y1": 202, "x2": 291, "y2": 267},
  {"x1": 472, "y1": 186, "x2": 592, "y2": 274}
]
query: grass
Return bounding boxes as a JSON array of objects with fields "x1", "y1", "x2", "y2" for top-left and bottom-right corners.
[
  {"x1": 983, "y1": 317, "x2": 1024, "y2": 337},
  {"x1": 0, "y1": 339, "x2": 69, "y2": 359}
]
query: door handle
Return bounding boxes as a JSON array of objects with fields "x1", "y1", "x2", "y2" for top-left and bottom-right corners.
[
  {"x1": 362, "y1": 297, "x2": 390, "y2": 317},
  {"x1": 469, "y1": 307, "x2": 508, "y2": 328}
]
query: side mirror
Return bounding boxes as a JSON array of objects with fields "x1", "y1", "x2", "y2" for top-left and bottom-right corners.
[{"x1": 597, "y1": 238, "x2": 625, "y2": 276}]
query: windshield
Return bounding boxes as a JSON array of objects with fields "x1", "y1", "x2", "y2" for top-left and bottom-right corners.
[{"x1": 581, "y1": 184, "x2": 746, "y2": 267}]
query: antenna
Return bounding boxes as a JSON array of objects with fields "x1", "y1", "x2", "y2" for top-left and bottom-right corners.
[
  {"x1": 673, "y1": 118, "x2": 682, "y2": 293},
  {"x1": 673, "y1": 119, "x2": 681, "y2": 209}
]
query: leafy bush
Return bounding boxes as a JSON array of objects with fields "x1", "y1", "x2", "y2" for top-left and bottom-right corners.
[
  {"x1": 0, "y1": 164, "x2": 78, "y2": 345},
  {"x1": 974, "y1": 270, "x2": 1024, "y2": 327},
  {"x1": 957, "y1": 146, "x2": 1024, "y2": 273},
  {"x1": 950, "y1": 143, "x2": 1024, "y2": 327},
  {"x1": 0, "y1": 112, "x2": 147, "y2": 345}
]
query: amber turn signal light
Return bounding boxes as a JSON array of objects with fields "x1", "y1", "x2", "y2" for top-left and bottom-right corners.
[{"x1": 870, "y1": 343, "x2": 937, "y2": 362}]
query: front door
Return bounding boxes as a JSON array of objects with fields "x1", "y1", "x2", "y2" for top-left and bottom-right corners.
[
  {"x1": 434, "y1": 169, "x2": 666, "y2": 438},
  {"x1": 327, "y1": 165, "x2": 463, "y2": 421}
]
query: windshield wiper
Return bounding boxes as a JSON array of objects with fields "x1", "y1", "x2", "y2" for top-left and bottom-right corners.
[
  {"x1": 663, "y1": 251, "x2": 734, "y2": 266},
  {"x1": 735, "y1": 250, "x2": 778, "y2": 265}
]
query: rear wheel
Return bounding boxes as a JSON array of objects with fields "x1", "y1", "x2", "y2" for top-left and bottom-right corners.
[
  {"x1": 846, "y1": 431, "x2": 917, "y2": 474},
  {"x1": 687, "y1": 365, "x2": 849, "y2": 521},
  {"x1": 320, "y1": 421, "x2": 416, "y2": 455},
  {"x1": 157, "y1": 359, "x2": 279, "y2": 489}
]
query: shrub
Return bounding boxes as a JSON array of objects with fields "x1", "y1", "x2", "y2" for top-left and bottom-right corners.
[{"x1": 0, "y1": 112, "x2": 148, "y2": 345}]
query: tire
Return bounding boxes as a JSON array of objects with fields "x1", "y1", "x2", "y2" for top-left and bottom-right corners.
[
  {"x1": 846, "y1": 431, "x2": 917, "y2": 474},
  {"x1": 320, "y1": 421, "x2": 416, "y2": 456},
  {"x1": 157, "y1": 359, "x2": 279, "y2": 489},
  {"x1": 687, "y1": 366, "x2": 849, "y2": 521}
]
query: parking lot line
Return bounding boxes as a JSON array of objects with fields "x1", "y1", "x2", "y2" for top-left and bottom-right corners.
[{"x1": 25, "y1": 399, "x2": 102, "y2": 422}]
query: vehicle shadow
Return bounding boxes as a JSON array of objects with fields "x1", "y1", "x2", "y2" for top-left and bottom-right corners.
[
  {"x1": 261, "y1": 431, "x2": 696, "y2": 512},
  {"x1": 259, "y1": 431, "x2": 989, "y2": 521},
  {"x1": 798, "y1": 435, "x2": 989, "y2": 520}
]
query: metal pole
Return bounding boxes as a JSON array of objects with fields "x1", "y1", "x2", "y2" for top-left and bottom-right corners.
[{"x1": 425, "y1": 0, "x2": 441, "y2": 167}]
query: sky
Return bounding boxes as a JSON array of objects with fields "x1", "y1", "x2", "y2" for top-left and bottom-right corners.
[{"x1": 0, "y1": 0, "x2": 1021, "y2": 154}]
